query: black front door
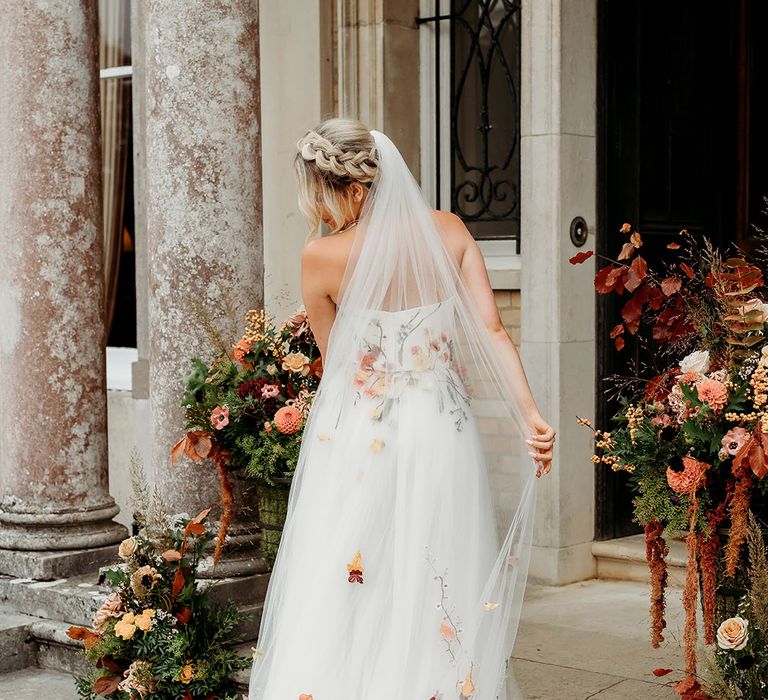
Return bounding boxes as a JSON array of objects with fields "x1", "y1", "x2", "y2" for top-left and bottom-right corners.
[{"x1": 596, "y1": 0, "x2": 767, "y2": 539}]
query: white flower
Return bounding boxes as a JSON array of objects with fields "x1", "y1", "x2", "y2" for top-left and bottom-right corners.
[
  {"x1": 716, "y1": 616, "x2": 749, "y2": 650},
  {"x1": 680, "y1": 350, "x2": 710, "y2": 375},
  {"x1": 118, "y1": 537, "x2": 137, "y2": 560}
]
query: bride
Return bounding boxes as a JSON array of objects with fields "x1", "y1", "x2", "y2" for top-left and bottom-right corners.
[{"x1": 249, "y1": 118, "x2": 554, "y2": 700}]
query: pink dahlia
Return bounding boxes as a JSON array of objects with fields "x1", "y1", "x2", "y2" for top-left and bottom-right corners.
[
  {"x1": 274, "y1": 405, "x2": 302, "y2": 434},
  {"x1": 666, "y1": 456, "x2": 708, "y2": 494},
  {"x1": 696, "y1": 378, "x2": 728, "y2": 411},
  {"x1": 721, "y1": 426, "x2": 749, "y2": 456},
  {"x1": 210, "y1": 405, "x2": 230, "y2": 430}
]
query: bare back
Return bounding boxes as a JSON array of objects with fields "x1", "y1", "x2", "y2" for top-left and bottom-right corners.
[{"x1": 301, "y1": 209, "x2": 504, "y2": 360}]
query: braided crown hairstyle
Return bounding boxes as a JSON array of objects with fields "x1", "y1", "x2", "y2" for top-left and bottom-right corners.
[{"x1": 294, "y1": 118, "x2": 379, "y2": 236}]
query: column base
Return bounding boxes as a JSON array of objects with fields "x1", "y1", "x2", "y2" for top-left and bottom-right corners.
[
  {"x1": 0, "y1": 543, "x2": 124, "y2": 580},
  {"x1": 0, "y1": 501, "x2": 127, "y2": 551}
]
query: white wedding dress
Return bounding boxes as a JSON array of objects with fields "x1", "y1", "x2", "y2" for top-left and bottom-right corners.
[{"x1": 249, "y1": 133, "x2": 537, "y2": 700}]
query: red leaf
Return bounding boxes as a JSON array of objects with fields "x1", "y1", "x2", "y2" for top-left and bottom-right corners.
[
  {"x1": 92, "y1": 675, "x2": 122, "y2": 695},
  {"x1": 66, "y1": 626, "x2": 100, "y2": 651},
  {"x1": 175, "y1": 606, "x2": 192, "y2": 626},
  {"x1": 185, "y1": 522, "x2": 206, "y2": 536},
  {"x1": 630, "y1": 231, "x2": 643, "y2": 248},
  {"x1": 617, "y1": 242, "x2": 636, "y2": 261},
  {"x1": 661, "y1": 276, "x2": 682, "y2": 296},
  {"x1": 621, "y1": 286, "x2": 650, "y2": 335},
  {"x1": 652, "y1": 668, "x2": 674, "y2": 677},
  {"x1": 675, "y1": 677, "x2": 697, "y2": 694},
  {"x1": 96, "y1": 657, "x2": 123, "y2": 673},
  {"x1": 610, "y1": 324, "x2": 624, "y2": 339},
  {"x1": 625, "y1": 256, "x2": 648, "y2": 292},
  {"x1": 614, "y1": 336, "x2": 625, "y2": 351},
  {"x1": 191, "y1": 507, "x2": 212, "y2": 524},
  {"x1": 620, "y1": 222, "x2": 632, "y2": 234},
  {"x1": 667, "y1": 242, "x2": 681, "y2": 250},
  {"x1": 172, "y1": 568, "x2": 186, "y2": 598},
  {"x1": 569, "y1": 250, "x2": 594, "y2": 265},
  {"x1": 647, "y1": 286, "x2": 665, "y2": 310},
  {"x1": 680, "y1": 262, "x2": 695, "y2": 279},
  {"x1": 595, "y1": 266, "x2": 627, "y2": 294}
]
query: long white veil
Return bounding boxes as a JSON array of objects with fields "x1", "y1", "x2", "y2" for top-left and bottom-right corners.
[{"x1": 250, "y1": 131, "x2": 537, "y2": 699}]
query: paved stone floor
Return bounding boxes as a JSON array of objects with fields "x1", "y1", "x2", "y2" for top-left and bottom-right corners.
[
  {"x1": 0, "y1": 578, "x2": 705, "y2": 699},
  {"x1": 510, "y1": 578, "x2": 703, "y2": 699}
]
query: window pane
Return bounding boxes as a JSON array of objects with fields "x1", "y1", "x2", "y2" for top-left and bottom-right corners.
[{"x1": 451, "y1": 0, "x2": 521, "y2": 246}]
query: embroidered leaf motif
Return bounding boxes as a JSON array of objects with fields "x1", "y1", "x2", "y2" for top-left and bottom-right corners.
[
  {"x1": 460, "y1": 671, "x2": 476, "y2": 698},
  {"x1": 483, "y1": 601, "x2": 499, "y2": 610},
  {"x1": 439, "y1": 622, "x2": 457, "y2": 640},
  {"x1": 347, "y1": 550, "x2": 364, "y2": 584},
  {"x1": 317, "y1": 433, "x2": 331, "y2": 441}
]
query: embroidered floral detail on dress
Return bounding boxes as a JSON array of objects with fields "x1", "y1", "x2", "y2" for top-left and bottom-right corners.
[
  {"x1": 347, "y1": 551, "x2": 364, "y2": 584},
  {"x1": 460, "y1": 669, "x2": 476, "y2": 698},
  {"x1": 299, "y1": 694, "x2": 313, "y2": 700},
  {"x1": 353, "y1": 304, "x2": 471, "y2": 430},
  {"x1": 369, "y1": 438, "x2": 385, "y2": 452}
]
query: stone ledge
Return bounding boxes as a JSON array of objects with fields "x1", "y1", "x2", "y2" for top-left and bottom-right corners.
[
  {"x1": 0, "y1": 544, "x2": 121, "y2": 581},
  {"x1": 591, "y1": 534, "x2": 688, "y2": 587}
]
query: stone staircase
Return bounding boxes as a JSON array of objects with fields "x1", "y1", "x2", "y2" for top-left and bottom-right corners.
[
  {"x1": 591, "y1": 533, "x2": 689, "y2": 587},
  {"x1": 0, "y1": 569, "x2": 267, "y2": 696}
]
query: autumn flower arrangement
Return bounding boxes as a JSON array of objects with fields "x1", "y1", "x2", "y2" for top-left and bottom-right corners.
[
  {"x1": 67, "y1": 509, "x2": 248, "y2": 699},
  {"x1": 175, "y1": 306, "x2": 321, "y2": 565},
  {"x1": 571, "y1": 227, "x2": 768, "y2": 694}
]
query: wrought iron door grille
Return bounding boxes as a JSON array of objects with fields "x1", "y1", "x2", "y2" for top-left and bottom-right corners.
[{"x1": 419, "y1": 0, "x2": 522, "y2": 248}]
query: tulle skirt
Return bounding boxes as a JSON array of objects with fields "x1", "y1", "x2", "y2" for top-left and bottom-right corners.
[{"x1": 249, "y1": 367, "x2": 516, "y2": 700}]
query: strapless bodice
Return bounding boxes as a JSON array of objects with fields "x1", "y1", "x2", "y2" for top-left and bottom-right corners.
[{"x1": 352, "y1": 299, "x2": 456, "y2": 378}]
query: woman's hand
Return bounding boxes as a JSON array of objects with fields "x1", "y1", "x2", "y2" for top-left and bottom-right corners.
[{"x1": 526, "y1": 414, "x2": 555, "y2": 478}]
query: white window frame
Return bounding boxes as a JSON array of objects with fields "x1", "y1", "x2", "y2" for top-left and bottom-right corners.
[{"x1": 418, "y1": 0, "x2": 521, "y2": 289}]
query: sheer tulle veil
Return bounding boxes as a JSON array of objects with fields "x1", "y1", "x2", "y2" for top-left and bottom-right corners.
[{"x1": 250, "y1": 131, "x2": 537, "y2": 699}]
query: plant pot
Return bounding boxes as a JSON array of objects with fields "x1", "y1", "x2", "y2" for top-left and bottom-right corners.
[{"x1": 255, "y1": 477, "x2": 292, "y2": 568}]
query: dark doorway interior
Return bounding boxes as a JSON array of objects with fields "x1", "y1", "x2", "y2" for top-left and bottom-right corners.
[{"x1": 596, "y1": 0, "x2": 767, "y2": 539}]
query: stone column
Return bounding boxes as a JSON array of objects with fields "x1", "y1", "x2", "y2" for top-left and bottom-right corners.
[
  {"x1": 520, "y1": 0, "x2": 598, "y2": 584},
  {"x1": 336, "y1": 0, "x2": 422, "y2": 175},
  {"x1": 142, "y1": 0, "x2": 264, "y2": 575},
  {"x1": 0, "y1": 0, "x2": 128, "y2": 579}
]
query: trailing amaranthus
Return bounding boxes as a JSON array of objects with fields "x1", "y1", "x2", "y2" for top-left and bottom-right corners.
[{"x1": 645, "y1": 519, "x2": 669, "y2": 647}]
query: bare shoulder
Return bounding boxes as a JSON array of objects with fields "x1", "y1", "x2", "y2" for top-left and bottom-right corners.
[
  {"x1": 430, "y1": 210, "x2": 475, "y2": 264},
  {"x1": 301, "y1": 230, "x2": 354, "y2": 268}
]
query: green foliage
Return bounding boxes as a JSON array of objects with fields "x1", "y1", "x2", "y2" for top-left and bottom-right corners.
[{"x1": 240, "y1": 429, "x2": 303, "y2": 484}]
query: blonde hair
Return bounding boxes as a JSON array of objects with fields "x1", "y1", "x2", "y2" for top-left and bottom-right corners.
[{"x1": 294, "y1": 118, "x2": 379, "y2": 237}]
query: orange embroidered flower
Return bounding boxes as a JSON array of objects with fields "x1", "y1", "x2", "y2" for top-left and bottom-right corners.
[
  {"x1": 666, "y1": 456, "x2": 709, "y2": 494},
  {"x1": 696, "y1": 378, "x2": 728, "y2": 411},
  {"x1": 274, "y1": 406, "x2": 302, "y2": 434},
  {"x1": 347, "y1": 550, "x2": 364, "y2": 584},
  {"x1": 299, "y1": 695, "x2": 313, "y2": 700}
]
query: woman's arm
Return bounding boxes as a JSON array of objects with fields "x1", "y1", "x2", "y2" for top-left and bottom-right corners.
[
  {"x1": 451, "y1": 216, "x2": 556, "y2": 476},
  {"x1": 300, "y1": 238, "x2": 337, "y2": 361}
]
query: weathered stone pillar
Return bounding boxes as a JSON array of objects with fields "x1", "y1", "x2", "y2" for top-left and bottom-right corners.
[
  {"x1": 520, "y1": 0, "x2": 598, "y2": 585},
  {"x1": 142, "y1": 0, "x2": 265, "y2": 575},
  {"x1": 0, "y1": 0, "x2": 128, "y2": 578}
]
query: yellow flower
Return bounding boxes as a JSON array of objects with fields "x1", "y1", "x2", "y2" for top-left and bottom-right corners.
[
  {"x1": 114, "y1": 612, "x2": 137, "y2": 640},
  {"x1": 134, "y1": 609, "x2": 155, "y2": 632},
  {"x1": 178, "y1": 663, "x2": 195, "y2": 684},
  {"x1": 281, "y1": 352, "x2": 311, "y2": 376}
]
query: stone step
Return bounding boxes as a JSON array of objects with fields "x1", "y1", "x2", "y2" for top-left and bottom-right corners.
[
  {"x1": 0, "y1": 667, "x2": 79, "y2": 699},
  {"x1": 0, "y1": 610, "x2": 38, "y2": 674},
  {"x1": 591, "y1": 533, "x2": 688, "y2": 587}
]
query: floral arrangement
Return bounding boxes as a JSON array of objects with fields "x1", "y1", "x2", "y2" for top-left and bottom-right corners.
[
  {"x1": 571, "y1": 227, "x2": 768, "y2": 692},
  {"x1": 705, "y1": 513, "x2": 768, "y2": 698},
  {"x1": 67, "y1": 509, "x2": 248, "y2": 699},
  {"x1": 174, "y1": 306, "x2": 321, "y2": 564}
]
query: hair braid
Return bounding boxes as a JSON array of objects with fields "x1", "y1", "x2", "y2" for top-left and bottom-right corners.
[{"x1": 297, "y1": 130, "x2": 379, "y2": 184}]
